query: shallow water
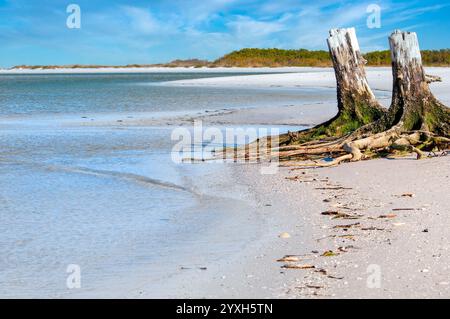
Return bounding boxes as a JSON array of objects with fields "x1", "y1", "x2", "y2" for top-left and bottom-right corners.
[
  {"x1": 0, "y1": 73, "x2": 335, "y2": 117},
  {"x1": 0, "y1": 72, "x2": 330, "y2": 297}
]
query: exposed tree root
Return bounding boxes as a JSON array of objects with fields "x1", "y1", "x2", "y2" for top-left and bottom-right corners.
[{"x1": 217, "y1": 126, "x2": 449, "y2": 167}]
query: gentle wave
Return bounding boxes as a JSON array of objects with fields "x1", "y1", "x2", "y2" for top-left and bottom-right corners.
[{"x1": 2, "y1": 159, "x2": 194, "y2": 194}]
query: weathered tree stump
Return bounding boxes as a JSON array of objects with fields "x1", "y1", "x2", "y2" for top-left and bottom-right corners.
[
  {"x1": 354, "y1": 30, "x2": 450, "y2": 138},
  {"x1": 284, "y1": 28, "x2": 385, "y2": 145},
  {"x1": 389, "y1": 30, "x2": 449, "y2": 135},
  {"x1": 335, "y1": 30, "x2": 450, "y2": 162},
  {"x1": 327, "y1": 28, "x2": 385, "y2": 128}
]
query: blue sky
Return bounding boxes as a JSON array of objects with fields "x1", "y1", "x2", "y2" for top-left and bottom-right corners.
[{"x1": 0, "y1": 0, "x2": 449, "y2": 67}]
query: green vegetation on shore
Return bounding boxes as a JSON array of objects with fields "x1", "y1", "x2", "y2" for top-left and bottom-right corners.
[
  {"x1": 9, "y1": 48, "x2": 450, "y2": 70},
  {"x1": 213, "y1": 48, "x2": 450, "y2": 67},
  {"x1": 364, "y1": 49, "x2": 450, "y2": 66},
  {"x1": 212, "y1": 48, "x2": 332, "y2": 67}
]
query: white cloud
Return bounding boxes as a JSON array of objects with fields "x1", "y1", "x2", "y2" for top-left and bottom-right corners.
[
  {"x1": 120, "y1": 6, "x2": 180, "y2": 35},
  {"x1": 226, "y1": 15, "x2": 287, "y2": 38}
]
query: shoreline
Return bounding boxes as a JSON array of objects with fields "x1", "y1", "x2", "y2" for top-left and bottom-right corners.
[
  {"x1": 2, "y1": 65, "x2": 449, "y2": 75},
  {"x1": 135, "y1": 68, "x2": 450, "y2": 298},
  {"x1": 1, "y1": 68, "x2": 449, "y2": 298},
  {"x1": 3, "y1": 67, "x2": 447, "y2": 129},
  {"x1": 0, "y1": 66, "x2": 327, "y2": 75},
  {"x1": 134, "y1": 155, "x2": 450, "y2": 299}
]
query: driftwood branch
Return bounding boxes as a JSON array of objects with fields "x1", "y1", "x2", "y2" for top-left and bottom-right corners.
[{"x1": 425, "y1": 74, "x2": 442, "y2": 83}]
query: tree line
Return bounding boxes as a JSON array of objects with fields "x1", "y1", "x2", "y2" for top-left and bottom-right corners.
[
  {"x1": 212, "y1": 48, "x2": 450, "y2": 67},
  {"x1": 10, "y1": 48, "x2": 450, "y2": 70}
]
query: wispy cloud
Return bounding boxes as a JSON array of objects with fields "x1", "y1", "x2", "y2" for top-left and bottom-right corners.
[
  {"x1": 0, "y1": 0, "x2": 448, "y2": 66},
  {"x1": 121, "y1": 5, "x2": 180, "y2": 35}
]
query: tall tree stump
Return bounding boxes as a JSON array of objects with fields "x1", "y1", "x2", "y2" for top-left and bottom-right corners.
[
  {"x1": 284, "y1": 28, "x2": 385, "y2": 145},
  {"x1": 327, "y1": 28, "x2": 385, "y2": 129},
  {"x1": 389, "y1": 30, "x2": 449, "y2": 136},
  {"x1": 337, "y1": 30, "x2": 450, "y2": 161},
  {"x1": 354, "y1": 30, "x2": 450, "y2": 138}
]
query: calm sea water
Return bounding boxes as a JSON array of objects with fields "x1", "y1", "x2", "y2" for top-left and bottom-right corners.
[
  {"x1": 0, "y1": 72, "x2": 334, "y2": 298},
  {"x1": 0, "y1": 72, "x2": 334, "y2": 117}
]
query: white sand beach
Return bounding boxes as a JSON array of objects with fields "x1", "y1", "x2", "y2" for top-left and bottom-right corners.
[
  {"x1": 133, "y1": 67, "x2": 450, "y2": 299},
  {"x1": 1, "y1": 67, "x2": 449, "y2": 299},
  {"x1": 147, "y1": 156, "x2": 450, "y2": 299},
  {"x1": 2, "y1": 0, "x2": 450, "y2": 304},
  {"x1": 163, "y1": 67, "x2": 450, "y2": 102}
]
